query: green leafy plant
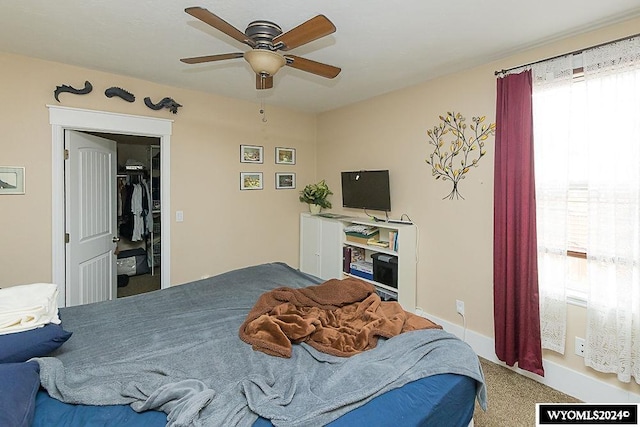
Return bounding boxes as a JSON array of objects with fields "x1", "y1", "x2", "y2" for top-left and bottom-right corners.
[
  {"x1": 299, "y1": 179, "x2": 333, "y2": 208},
  {"x1": 425, "y1": 111, "x2": 496, "y2": 200}
]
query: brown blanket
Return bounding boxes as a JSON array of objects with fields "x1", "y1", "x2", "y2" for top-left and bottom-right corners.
[{"x1": 238, "y1": 277, "x2": 441, "y2": 358}]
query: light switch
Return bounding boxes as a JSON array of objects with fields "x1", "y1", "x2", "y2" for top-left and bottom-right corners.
[{"x1": 176, "y1": 210, "x2": 184, "y2": 222}]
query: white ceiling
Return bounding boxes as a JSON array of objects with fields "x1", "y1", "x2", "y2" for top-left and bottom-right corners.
[{"x1": 2, "y1": 1, "x2": 640, "y2": 113}]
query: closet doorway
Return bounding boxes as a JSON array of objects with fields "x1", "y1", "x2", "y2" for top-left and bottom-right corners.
[
  {"x1": 49, "y1": 106, "x2": 172, "y2": 308},
  {"x1": 91, "y1": 132, "x2": 162, "y2": 299}
]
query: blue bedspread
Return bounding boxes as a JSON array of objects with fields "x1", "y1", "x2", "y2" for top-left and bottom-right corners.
[
  {"x1": 35, "y1": 373, "x2": 476, "y2": 427},
  {"x1": 34, "y1": 390, "x2": 166, "y2": 427}
]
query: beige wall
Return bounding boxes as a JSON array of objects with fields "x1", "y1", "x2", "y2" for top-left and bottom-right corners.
[
  {"x1": 316, "y1": 17, "x2": 640, "y2": 394},
  {"x1": 0, "y1": 52, "x2": 316, "y2": 287}
]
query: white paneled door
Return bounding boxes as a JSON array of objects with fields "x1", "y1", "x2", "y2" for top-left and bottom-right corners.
[{"x1": 65, "y1": 130, "x2": 117, "y2": 306}]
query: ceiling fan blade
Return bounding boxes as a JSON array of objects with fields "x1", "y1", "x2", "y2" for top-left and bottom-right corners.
[
  {"x1": 256, "y1": 74, "x2": 274, "y2": 90},
  {"x1": 180, "y1": 53, "x2": 244, "y2": 64},
  {"x1": 284, "y1": 55, "x2": 341, "y2": 79},
  {"x1": 185, "y1": 7, "x2": 253, "y2": 46},
  {"x1": 273, "y1": 15, "x2": 336, "y2": 51}
]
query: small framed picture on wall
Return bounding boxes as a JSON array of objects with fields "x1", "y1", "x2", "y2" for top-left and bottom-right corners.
[
  {"x1": 240, "y1": 145, "x2": 263, "y2": 164},
  {"x1": 275, "y1": 147, "x2": 296, "y2": 165},
  {"x1": 275, "y1": 172, "x2": 295, "y2": 189},
  {"x1": 0, "y1": 166, "x2": 25, "y2": 195},
  {"x1": 240, "y1": 172, "x2": 263, "y2": 190}
]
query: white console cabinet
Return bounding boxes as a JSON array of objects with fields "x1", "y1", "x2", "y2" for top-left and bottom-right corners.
[
  {"x1": 299, "y1": 213, "x2": 343, "y2": 280},
  {"x1": 299, "y1": 213, "x2": 417, "y2": 310}
]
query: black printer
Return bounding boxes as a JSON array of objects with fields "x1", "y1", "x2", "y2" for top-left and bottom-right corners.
[{"x1": 371, "y1": 253, "x2": 398, "y2": 288}]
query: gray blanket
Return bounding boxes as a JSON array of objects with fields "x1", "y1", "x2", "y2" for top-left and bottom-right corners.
[{"x1": 35, "y1": 263, "x2": 486, "y2": 427}]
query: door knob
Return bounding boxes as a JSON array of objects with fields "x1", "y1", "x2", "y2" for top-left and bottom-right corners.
[{"x1": 112, "y1": 236, "x2": 120, "y2": 243}]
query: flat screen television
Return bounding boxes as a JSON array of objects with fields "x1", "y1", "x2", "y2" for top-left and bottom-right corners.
[{"x1": 341, "y1": 170, "x2": 391, "y2": 212}]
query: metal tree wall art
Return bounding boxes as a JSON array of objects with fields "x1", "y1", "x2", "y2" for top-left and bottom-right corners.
[{"x1": 425, "y1": 112, "x2": 496, "y2": 200}]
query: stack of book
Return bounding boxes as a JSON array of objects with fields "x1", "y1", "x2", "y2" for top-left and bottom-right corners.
[
  {"x1": 367, "y1": 238, "x2": 389, "y2": 248},
  {"x1": 388, "y1": 230, "x2": 398, "y2": 251},
  {"x1": 344, "y1": 225, "x2": 379, "y2": 244},
  {"x1": 343, "y1": 246, "x2": 364, "y2": 273},
  {"x1": 349, "y1": 260, "x2": 373, "y2": 280}
]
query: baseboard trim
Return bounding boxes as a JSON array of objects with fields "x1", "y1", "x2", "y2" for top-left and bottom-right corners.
[{"x1": 415, "y1": 310, "x2": 640, "y2": 403}]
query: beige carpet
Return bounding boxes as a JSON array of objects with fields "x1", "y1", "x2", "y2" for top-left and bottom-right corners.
[
  {"x1": 117, "y1": 271, "x2": 161, "y2": 298},
  {"x1": 473, "y1": 357, "x2": 581, "y2": 426}
]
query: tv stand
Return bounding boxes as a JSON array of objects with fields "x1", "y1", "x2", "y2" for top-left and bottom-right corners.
[{"x1": 299, "y1": 213, "x2": 417, "y2": 311}]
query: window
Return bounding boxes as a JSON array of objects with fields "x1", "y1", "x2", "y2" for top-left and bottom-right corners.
[
  {"x1": 534, "y1": 62, "x2": 640, "y2": 301},
  {"x1": 561, "y1": 74, "x2": 588, "y2": 298},
  {"x1": 532, "y1": 36, "x2": 640, "y2": 381}
]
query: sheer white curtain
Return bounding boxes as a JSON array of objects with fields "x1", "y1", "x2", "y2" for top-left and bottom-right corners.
[
  {"x1": 582, "y1": 37, "x2": 640, "y2": 384},
  {"x1": 533, "y1": 36, "x2": 640, "y2": 383},
  {"x1": 532, "y1": 56, "x2": 574, "y2": 354}
]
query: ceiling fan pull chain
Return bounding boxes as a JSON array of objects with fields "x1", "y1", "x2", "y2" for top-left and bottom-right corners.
[{"x1": 260, "y1": 100, "x2": 268, "y2": 123}]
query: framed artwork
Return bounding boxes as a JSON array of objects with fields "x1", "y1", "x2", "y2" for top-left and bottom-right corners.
[
  {"x1": 240, "y1": 172, "x2": 263, "y2": 190},
  {"x1": 240, "y1": 145, "x2": 264, "y2": 163},
  {"x1": 275, "y1": 147, "x2": 296, "y2": 165},
  {"x1": 275, "y1": 172, "x2": 295, "y2": 189},
  {"x1": 0, "y1": 166, "x2": 25, "y2": 195}
]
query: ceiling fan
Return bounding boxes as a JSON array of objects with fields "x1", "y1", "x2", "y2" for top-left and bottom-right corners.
[{"x1": 180, "y1": 7, "x2": 341, "y2": 90}]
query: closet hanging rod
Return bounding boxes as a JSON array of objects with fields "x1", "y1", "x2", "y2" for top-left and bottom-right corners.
[
  {"x1": 118, "y1": 170, "x2": 148, "y2": 175},
  {"x1": 117, "y1": 172, "x2": 148, "y2": 180},
  {"x1": 494, "y1": 32, "x2": 640, "y2": 76}
]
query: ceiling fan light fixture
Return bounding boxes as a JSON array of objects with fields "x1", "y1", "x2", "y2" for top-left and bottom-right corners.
[
  {"x1": 180, "y1": 9, "x2": 340, "y2": 88},
  {"x1": 244, "y1": 50, "x2": 286, "y2": 76}
]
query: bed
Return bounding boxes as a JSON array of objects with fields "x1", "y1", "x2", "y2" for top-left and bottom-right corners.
[{"x1": 4, "y1": 263, "x2": 486, "y2": 427}]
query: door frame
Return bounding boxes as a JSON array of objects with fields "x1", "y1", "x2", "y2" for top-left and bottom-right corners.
[{"x1": 49, "y1": 105, "x2": 172, "y2": 307}]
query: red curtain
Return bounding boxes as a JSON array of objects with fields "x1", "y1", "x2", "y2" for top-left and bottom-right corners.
[{"x1": 493, "y1": 70, "x2": 544, "y2": 376}]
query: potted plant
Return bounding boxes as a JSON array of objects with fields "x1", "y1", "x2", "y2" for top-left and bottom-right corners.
[{"x1": 299, "y1": 179, "x2": 333, "y2": 214}]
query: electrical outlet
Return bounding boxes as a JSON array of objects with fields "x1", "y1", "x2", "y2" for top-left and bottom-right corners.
[
  {"x1": 456, "y1": 300, "x2": 465, "y2": 316},
  {"x1": 575, "y1": 337, "x2": 585, "y2": 357}
]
